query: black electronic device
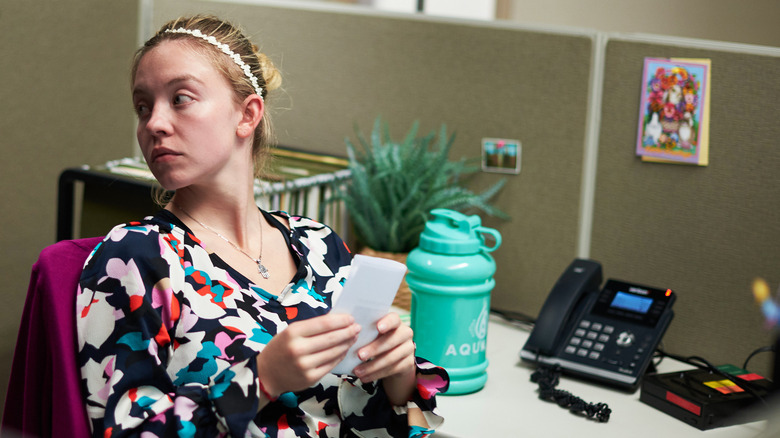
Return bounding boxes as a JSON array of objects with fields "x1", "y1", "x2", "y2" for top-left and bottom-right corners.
[
  {"x1": 640, "y1": 366, "x2": 772, "y2": 430},
  {"x1": 520, "y1": 259, "x2": 676, "y2": 391}
]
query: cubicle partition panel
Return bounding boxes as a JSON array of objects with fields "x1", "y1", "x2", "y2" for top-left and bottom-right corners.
[
  {"x1": 591, "y1": 37, "x2": 780, "y2": 377},
  {"x1": 0, "y1": 0, "x2": 139, "y2": 420},
  {"x1": 60, "y1": 0, "x2": 780, "y2": 380},
  {"x1": 152, "y1": 1, "x2": 596, "y2": 317}
]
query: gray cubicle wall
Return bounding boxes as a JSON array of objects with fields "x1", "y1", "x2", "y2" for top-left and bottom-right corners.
[
  {"x1": 153, "y1": 1, "x2": 597, "y2": 318},
  {"x1": 154, "y1": 0, "x2": 780, "y2": 379},
  {"x1": 0, "y1": 0, "x2": 139, "y2": 421},
  {"x1": 592, "y1": 37, "x2": 780, "y2": 377}
]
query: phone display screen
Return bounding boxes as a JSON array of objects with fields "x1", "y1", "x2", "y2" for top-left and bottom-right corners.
[
  {"x1": 610, "y1": 291, "x2": 653, "y2": 314},
  {"x1": 592, "y1": 280, "x2": 674, "y2": 327}
]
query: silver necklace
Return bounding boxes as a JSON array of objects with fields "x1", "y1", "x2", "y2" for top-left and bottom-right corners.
[{"x1": 175, "y1": 204, "x2": 270, "y2": 279}]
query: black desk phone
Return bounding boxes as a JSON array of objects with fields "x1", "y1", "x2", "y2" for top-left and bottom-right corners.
[{"x1": 520, "y1": 259, "x2": 676, "y2": 391}]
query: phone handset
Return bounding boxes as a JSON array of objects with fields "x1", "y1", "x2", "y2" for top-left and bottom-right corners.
[{"x1": 523, "y1": 259, "x2": 603, "y2": 356}]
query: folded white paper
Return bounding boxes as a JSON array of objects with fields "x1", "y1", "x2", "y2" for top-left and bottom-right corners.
[{"x1": 330, "y1": 254, "x2": 407, "y2": 375}]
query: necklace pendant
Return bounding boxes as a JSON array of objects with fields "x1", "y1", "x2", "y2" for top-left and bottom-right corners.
[{"x1": 256, "y1": 260, "x2": 270, "y2": 279}]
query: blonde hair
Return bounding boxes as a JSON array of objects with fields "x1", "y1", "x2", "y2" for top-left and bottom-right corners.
[{"x1": 131, "y1": 14, "x2": 282, "y2": 178}]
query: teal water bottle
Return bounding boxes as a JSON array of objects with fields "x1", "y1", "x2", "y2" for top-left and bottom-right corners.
[{"x1": 407, "y1": 209, "x2": 502, "y2": 395}]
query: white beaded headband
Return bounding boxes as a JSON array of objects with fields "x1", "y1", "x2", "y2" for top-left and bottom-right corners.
[{"x1": 164, "y1": 27, "x2": 264, "y2": 100}]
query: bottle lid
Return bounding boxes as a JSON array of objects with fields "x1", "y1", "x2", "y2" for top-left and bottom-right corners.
[{"x1": 418, "y1": 209, "x2": 501, "y2": 254}]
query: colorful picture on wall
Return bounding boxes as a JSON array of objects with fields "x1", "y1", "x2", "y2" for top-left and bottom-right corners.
[
  {"x1": 482, "y1": 138, "x2": 521, "y2": 174},
  {"x1": 636, "y1": 57, "x2": 711, "y2": 166}
]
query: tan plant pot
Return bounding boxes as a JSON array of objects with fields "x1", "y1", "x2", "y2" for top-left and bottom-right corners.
[{"x1": 359, "y1": 247, "x2": 412, "y2": 311}]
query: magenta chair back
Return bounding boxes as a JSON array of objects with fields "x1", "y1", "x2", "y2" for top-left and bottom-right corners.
[{"x1": 3, "y1": 237, "x2": 103, "y2": 438}]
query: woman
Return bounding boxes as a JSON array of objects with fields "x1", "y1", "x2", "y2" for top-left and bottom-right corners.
[{"x1": 77, "y1": 15, "x2": 448, "y2": 437}]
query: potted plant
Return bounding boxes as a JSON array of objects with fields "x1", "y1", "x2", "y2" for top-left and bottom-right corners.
[{"x1": 334, "y1": 117, "x2": 508, "y2": 309}]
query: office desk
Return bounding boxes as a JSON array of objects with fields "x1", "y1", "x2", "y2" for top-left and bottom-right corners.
[{"x1": 434, "y1": 315, "x2": 770, "y2": 437}]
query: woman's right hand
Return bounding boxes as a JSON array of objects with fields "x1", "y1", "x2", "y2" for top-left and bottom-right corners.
[{"x1": 256, "y1": 313, "x2": 360, "y2": 399}]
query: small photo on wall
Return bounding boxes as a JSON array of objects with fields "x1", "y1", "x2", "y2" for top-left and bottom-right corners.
[{"x1": 482, "y1": 138, "x2": 521, "y2": 174}]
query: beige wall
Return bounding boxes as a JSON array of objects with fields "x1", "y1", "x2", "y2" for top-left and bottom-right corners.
[
  {"x1": 320, "y1": 0, "x2": 780, "y2": 48},
  {"x1": 0, "y1": 0, "x2": 138, "y2": 418},
  {"x1": 505, "y1": 0, "x2": 780, "y2": 48}
]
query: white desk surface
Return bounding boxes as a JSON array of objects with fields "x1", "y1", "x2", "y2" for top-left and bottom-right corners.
[{"x1": 433, "y1": 315, "x2": 771, "y2": 438}]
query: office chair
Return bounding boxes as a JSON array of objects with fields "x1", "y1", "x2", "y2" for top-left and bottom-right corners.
[{"x1": 3, "y1": 237, "x2": 103, "y2": 438}]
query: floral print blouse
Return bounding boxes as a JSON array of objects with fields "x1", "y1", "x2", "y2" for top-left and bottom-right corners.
[{"x1": 76, "y1": 209, "x2": 448, "y2": 437}]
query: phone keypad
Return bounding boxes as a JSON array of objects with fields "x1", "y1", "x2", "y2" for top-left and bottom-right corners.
[
  {"x1": 564, "y1": 319, "x2": 614, "y2": 361},
  {"x1": 563, "y1": 319, "x2": 657, "y2": 377}
]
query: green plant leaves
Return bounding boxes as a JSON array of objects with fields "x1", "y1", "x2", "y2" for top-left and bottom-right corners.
[{"x1": 334, "y1": 117, "x2": 508, "y2": 253}]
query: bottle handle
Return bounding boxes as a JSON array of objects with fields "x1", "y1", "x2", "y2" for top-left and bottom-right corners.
[
  {"x1": 432, "y1": 208, "x2": 482, "y2": 235},
  {"x1": 477, "y1": 227, "x2": 502, "y2": 253},
  {"x1": 430, "y1": 209, "x2": 502, "y2": 252}
]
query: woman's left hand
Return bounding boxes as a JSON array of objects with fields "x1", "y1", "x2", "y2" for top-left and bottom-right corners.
[{"x1": 353, "y1": 312, "x2": 417, "y2": 405}]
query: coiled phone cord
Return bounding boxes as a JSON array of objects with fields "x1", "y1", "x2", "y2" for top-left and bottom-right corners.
[{"x1": 530, "y1": 365, "x2": 612, "y2": 422}]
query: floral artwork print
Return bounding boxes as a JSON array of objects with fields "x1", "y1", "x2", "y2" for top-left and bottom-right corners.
[{"x1": 636, "y1": 57, "x2": 710, "y2": 165}]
